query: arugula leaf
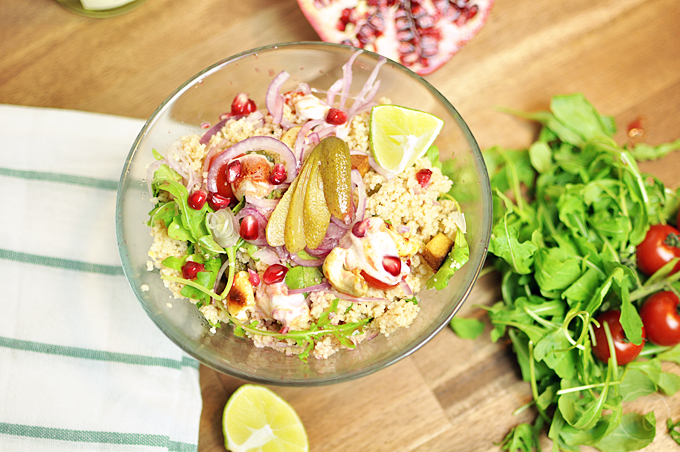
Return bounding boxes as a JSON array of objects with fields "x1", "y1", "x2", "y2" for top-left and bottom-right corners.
[
  {"x1": 426, "y1": 227, "x2": 470, "y2": 290},
  {"x1": 476, "y1": 93, "x2": 680, "y2": 451},
  {"x1": 449, "y1": 316, "x2": 484, "y2": 340},
  {"x1": 667, "y1": 418, "x2": 680, "y2": 445},
  {"x1": 285, "y1": 266, "x2": 324, "y2": 290}
]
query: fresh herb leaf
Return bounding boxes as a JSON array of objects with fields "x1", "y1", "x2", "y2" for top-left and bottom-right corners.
[
  {"x1": 667, "y1": 418, "x2": 680, "y2": 445},
  {"x1": 449, "y1": 316, "x2": 484, "y2": 340},
  {"x1": 285, "y1": 266, "x2": 324, "y2": 290}
]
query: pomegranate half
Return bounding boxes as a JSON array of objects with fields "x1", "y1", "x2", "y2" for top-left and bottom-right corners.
[{"x1": 297, "y1": 0, "x2": 494, "y2": 75}]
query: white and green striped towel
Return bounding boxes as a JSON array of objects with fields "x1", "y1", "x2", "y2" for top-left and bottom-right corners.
[{"x1": 0, "y1": 105, "x2": 202, "y2": 451}]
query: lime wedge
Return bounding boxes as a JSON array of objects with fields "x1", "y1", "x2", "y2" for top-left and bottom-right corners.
[
  {"x1": 223, "y1": 384, "x2": 309, "y2": 452},
  {"x1": 369, "y1": 105, "x2": 444, "y2": 174}
]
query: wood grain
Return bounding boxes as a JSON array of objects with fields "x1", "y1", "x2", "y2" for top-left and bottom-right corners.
[{"x1": 3, "y1": 0, "x2": 680, "y2": 450}]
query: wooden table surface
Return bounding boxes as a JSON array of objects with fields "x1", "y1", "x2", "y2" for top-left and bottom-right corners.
[{"x1": 3, "y1": 0, "x2": 680, "y2": 450}]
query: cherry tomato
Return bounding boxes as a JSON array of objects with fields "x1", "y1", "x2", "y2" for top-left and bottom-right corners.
[
  {"x1": 592, "y1": 310, "x2": 645, "y2": 365},
  {"x1": 360, "y1": 271, "x2": 398, "y2": 291},
  {"x1": 637, "y1": 224, "x2": 680, "y2": 276},
  {"x1": 640, "y1": 291, "x2": 680, "y2": 346}
]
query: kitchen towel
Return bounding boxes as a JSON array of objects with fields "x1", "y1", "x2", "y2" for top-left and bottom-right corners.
[{"x1": 0, "y1": 105, "x2": 202, "y2": 451}]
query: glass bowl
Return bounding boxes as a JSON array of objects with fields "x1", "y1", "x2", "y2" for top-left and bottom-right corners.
[{"x1": 116, "y1": 42, "x2": 492, "y2": 386}]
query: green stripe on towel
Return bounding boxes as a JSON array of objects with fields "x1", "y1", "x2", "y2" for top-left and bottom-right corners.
[
  {"x1": 0, "y1": 249, "x2": 124, "y2": 276},
  {"x1": 0, "y1": 336, "x2": 199, "y2": 370},
  {"x1": 0, "y1": 423, "x2": 197, "y2": 451},
  {"x1": 0, "y1": 166, "x2": 118, "y2": 190}
]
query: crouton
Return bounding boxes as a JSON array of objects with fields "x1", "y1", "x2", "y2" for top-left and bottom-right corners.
[
  {"x1": 351, "y1": 154, "x2": 370, "y2": 176},
  {"x1": 422, "y1": 233, "x2": 454, "y2": 272}
]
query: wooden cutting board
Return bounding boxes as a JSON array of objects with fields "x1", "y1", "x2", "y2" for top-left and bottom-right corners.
[{"x1": 3, "y1": 0, "x2": 679, "y2": 450}]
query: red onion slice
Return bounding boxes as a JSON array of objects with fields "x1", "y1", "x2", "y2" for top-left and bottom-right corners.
[
  {"x1": 347, "y1": 57, "x2": 386, "y2": 118},
  {"x1": 146, "y1": 159, "x2": 164, "y2": 196},
  {"x1": 199, "y1": 114, "x2": 246, "y2": 146},
  {"x1": 294, "y1": 119, "x2": 323, "y2": 163},
  {"x1": 399, "y1": 280, "x2": 413, "y2": 297},
  {"x1": 288, "y1": 281, "x2": 331, "y2": 295},
  {"x1": 252, "y1": 247, "x2": 280, "y2": 265},
  {"x1": 289, "y1": 253, "x2": 324, "y2": 267},
  {"x1": 351, "y1": 169, "x2": 366, "y2": 223},
  {"x1": 266, "y1": 71, "x2": 290, "y2": 125},
  {"x1": 340, "y1": 50, "x2": 363, "y2": 109},
  {"x1": 207, "y1": 136, "x2": 296, "y2": 192},
  {"x1": 245, "y1": 194, "x2": 279, "y2": 211},
  {"x1": 326, "y1": 78, "x2": 343, "y2": 106},
  {"x1": 367, "y1": 152, "x2": 396, "y2": 180},
  {"x1": 329, "y1": 290, "x2": 390, "y2": 304}
]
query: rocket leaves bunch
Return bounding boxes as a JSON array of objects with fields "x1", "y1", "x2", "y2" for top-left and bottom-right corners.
[{"x1": 483, "y1": 94, "x2": 680, "y2": 451}]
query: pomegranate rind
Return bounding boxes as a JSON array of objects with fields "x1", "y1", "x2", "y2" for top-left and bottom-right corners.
[{"x1": 296, "y1": 0, "x2": 494, "y2": 75}]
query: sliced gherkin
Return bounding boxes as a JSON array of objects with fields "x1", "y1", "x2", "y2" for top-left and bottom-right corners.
[
  {"x1": 265, "y1": 176, "x2": 297, "y2": 247},
  {"x1": 318, "y1": 136, "x2": 352, "y2": 221},
  {"x1": 285, "y1": 154, "x2": 317, "y2": 253},
  {"x1": 304, "y1": 160, "x2": 331, "y2": 249}
]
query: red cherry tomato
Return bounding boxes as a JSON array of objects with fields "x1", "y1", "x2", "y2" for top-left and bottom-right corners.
[
  {"x1": 637, "y1": 224, "x2": 680, "y2": 276},
  {"x1": 640, "y1": 291, "x2": 680, "y2": 346},
  {"x1": 592, "y1": 310, "x2": 645, "y2": 365},
  {"x1": 360, "y1": 271, "x2": 398, "y2": 291}
]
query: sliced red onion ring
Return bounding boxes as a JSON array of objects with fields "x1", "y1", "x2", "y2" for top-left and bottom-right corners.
[
  {"x1": 146, "y1": 159, "x2": 164, "y2": 196},
  {"x1": 252, "y1": 247, "x2": 280, "y2": 265},
  {"x1": 399, "y1": 280, "x2": 413, "y2": 297},
  {"x1": 294, "y1": 119, "x2": 323, "y2": 163},
  {"x1": 351, "y1": 169, "x2": 366, "y2": 223},
  {"x1": 207, "y1": 136, "x2": 296, "y2": 192},
  {"x1": 347, "y1": 57, "x2": 386, "y2": 118},
  {"x1": 367, "y1": 152, "x2": 396, "y2": 180},
  {"x1": 297, "y1": 82, "x2": 312, "y2": 95},
  {"x1": 326, "y1": 78, "x2": 343, "y2": 106},
  {"x1": 266, "y1": 71, "x2": 290, "y2": 125},
  {"x1": 199, "y1": 114, "x2": 246, "y2": 145},
  {"x1": 329, "y1": 290, "x2": 390, "y2": 304},
  {"x1": 397, "y1": 225, "x2": 410, "y2": 234},
  {"x1": 340, "y1": 50, "x2": 363, "y2": 109},
  {"x1": 289, "y1": 253, "x2": 324, "y2": 267},
  {"x1": 288, "y1": 282, "x2": 331, "y2": 295},
  {"x1": 245, "y1": 194, "x2": 279, "y2": 211}
]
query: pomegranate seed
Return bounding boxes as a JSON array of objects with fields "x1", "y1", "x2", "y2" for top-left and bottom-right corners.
[
  {"x1": 239, "y1": 215, "x2": 259, "y2": 241},
  {"x1": 247, "y1": 269, "x2": 260, "y2": 286},
  {"x1": 226, "y1": 160, "x2": 242, "y2": 184},
  {"x1": 188, "y1": 190, "x2": 207, "y2": 210},
  {"x1": 382, "y1": 256, "x2": 401, "y2": 277},
  {"x1": 182, "y1": 261, "x2": 205, "y2": 280},
  {"x1": 326, "y1": 108, "x2": 348, "y2": 125},
  {"x1": 200, "y1": 122, "x2": 211, "y2": 129},
  {"x1": 352, "y1": 219, "x2": 369, "y2": 238},
  {"x1": 231, "y1": 93, "x2": 257, "y2": 115},
  {"x1": 263, "y1": 264, "x2": 288, "y2": 285},
  {"x1": 207, "y1": 192, "x2": 231, "y2": 211},
  {"x1": 270, "y1": 163, "x2": 287, "y2": 185},
  {"x1": 416, "y1": 169, "x2": 432, "y2": 187}
]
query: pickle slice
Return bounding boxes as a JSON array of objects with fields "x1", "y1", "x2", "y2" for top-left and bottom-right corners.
[
  {"x1": 318, "y1": 137, "x2": 352, "y2": 221},
  {"x1": 265, "y1": 177, "x2": 298, "y2": 247},
  {"x1": 285, "y1": 154, "x2": 316, "y2": 254},
  {"x1": 304, "y1": 161, "x2": 331, "y2": 249}
]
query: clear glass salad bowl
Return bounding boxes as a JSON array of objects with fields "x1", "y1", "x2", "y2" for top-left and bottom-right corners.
[{"x1": 116, "y1": 42, "x2": 492, "y2": 386}]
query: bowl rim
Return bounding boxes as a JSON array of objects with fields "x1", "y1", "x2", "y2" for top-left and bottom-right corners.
[{"x1": 116, "y1": 41, "x2": 492, "y2": 386}]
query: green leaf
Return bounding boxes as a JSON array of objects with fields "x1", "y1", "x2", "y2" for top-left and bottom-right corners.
[
  {"x1": 629, "y1": 138, "x2": 680, "y2": 161},
  {"x1": 550, "y1": 94, "x2": 611, "y2": 142},
  {"x1": 533, "y1": 247, "x2": 582, "y2": 295},
  {"x1": 657, "y1": 344, "x2": 680, "y2": 364},
  {"x1": 426, "y1": 228, "x2": 470, "y2": 290},
  {"x1": 618, "y1": 369, "x2": 657, "y2": 402},
  {"x1": 499, "y1": 422, "x2": 541, "y2": 452},
  {"x1": 285, "y1": 266, "x2": 324, "y2": 291},
  {"x1": 667, "y1": 418, "x2": 680, "y2": 445},
  {"x1": 449, "y1": 317, "x2": 485, "y2": 340},
  {"x1": 591, "y1": 412, "x2": 656, "y2": 452},
  {"x1": 529, "y1": 141, "x2": 552, "y2": 174},
  {"x1": 426, "y1": 145, "x2": 442, "y2": 169},
  {"x1": 488, "y1": 219, "x2": 537, "y2": 275},
  {"x1": 161, "y1": 255, "x2": 186, "y2": 271}
]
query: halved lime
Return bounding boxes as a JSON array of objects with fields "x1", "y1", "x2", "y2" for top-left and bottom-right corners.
[
  {"x1": 223, "y1": 384, "x2": 309, "y2": 452},
  {"x1": 369, "y1": 104, "x2": 444, "y2": 174}
]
